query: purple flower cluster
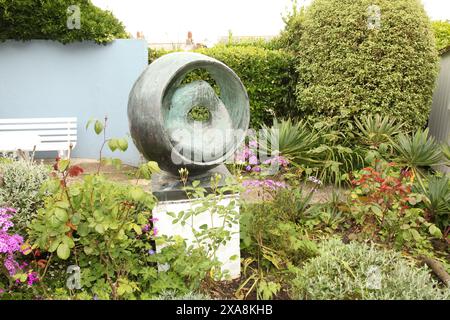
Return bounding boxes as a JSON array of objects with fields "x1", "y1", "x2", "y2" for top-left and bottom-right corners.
[
  {"x1": 26, "y1": 271, "x2": 39, "y2": 286},
  {"x1": 263, "y1": 155, "x2": 290, "y2": 168},
  {"x1": 242, "y1": 179, "x2": 287, "y2": 192},
  {"x1": 0, "y1": 208, "x2": 38, "y2": 287},
  {"x1": 0, "y1": 208, "x2": 24, "y2": 275},
  {"x1": 141, "y1": 217, "x2": 159, "y2": 237}
]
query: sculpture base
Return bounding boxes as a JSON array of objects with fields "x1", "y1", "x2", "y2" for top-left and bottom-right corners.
[
  {"x1": 152, "y1": 194, "x2": 241, "y2": 280},
  {"x1": 151, "y1": 164, "x2": 233, "y2": 201}
]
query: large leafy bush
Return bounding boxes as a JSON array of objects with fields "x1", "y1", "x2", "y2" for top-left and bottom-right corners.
[
  {"x1": 0, "y1": 0, "x2": 128, "y2": 44},
  {"x1": 296, "y1": 0, "x2": 439, "y2": 132},
  {"x1": 291, "y1": 238, "x2": 450, "y2": 300}
]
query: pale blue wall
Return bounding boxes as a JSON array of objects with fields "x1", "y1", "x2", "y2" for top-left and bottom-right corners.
[{"x1": 0, "y1": 40, "x2": 148, "y2": 166}]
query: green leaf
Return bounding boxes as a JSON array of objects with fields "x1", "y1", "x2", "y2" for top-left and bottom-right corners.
[
  {"x1": 77, "y1": 223, "x2": 89, "y2": 236},
  {"x1": 55, "y1": 201, "x2": 70, "y2": 209},
  {"x1": 94, "y1": 120, "x2": 104, "y2": 135},
  {"x1": 55, "y1": 208, "x2": 69, "y2": 223},
  {"x1": 108, "y1": 139, "x2": 118, "y2": 152},
  {"x1": 58, "y1": 160, "x2": 70, "y2": 172},
  {"x1": 118, "y1": 138, "x2": 128, "y2": 152},
  {"x1": 57, "y1": 243, "x2": 70, "y2": 260},
  {"x1": 131, "y1": 188, "x2": 145, "y2": 201},
  {"x1": 95, "y1": 224, "x2": 105, "y2": 234},
  {"x1": 147, "y1": 161, "x2": 160, "y2": 174},
  {"x1": 48, "y1": 239, "x2": 61, "y2": 253},
  {"x1": 71, "y1": 212, "x2": 81, "y2": 225},
  {"x1": 133, "y1": 224, "x2": 142, "y2": 235},
  {"x1": 429, "y1": 225, "x2": 443, "y2": 238}
]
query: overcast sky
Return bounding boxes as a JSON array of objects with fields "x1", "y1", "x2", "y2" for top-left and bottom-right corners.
[{"x1": 91, "y1": 0, "x2": 450, "y2": 44}]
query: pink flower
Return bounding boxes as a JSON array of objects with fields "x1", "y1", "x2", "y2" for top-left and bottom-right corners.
[
  {"x1": 263, "y1": 156, "x2": 290, "y2": 168},
  {"x1": 242, "y1": 179, "x2": 287, "y2": 192},
  {"x1": 252, "y1": 166, "x2": 261, "y2": 173},
  {"x1": 153, "y1": 227, "x2": 159, "y2": 237},
  {"x1": 248, "y1": 155, "x2": 258, "y2": 165},
  {"x1": 249, "y1": 140, "x2": 258, "y2": 148}
]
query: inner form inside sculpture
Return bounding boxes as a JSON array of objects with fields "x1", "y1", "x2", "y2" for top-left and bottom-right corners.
[
  {"x1": 165, "y1": 80, "x2": 234, "y2": 163},
  {"x1": 161, "y1": 63, "x2": 248, "y2": 168}
]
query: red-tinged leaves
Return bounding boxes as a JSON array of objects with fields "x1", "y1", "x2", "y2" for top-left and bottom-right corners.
[{"x1": 68, "y1": 165, "x2": 84, "y2": 177}]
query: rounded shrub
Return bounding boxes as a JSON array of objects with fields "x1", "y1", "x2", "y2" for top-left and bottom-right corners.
[
  {"x1": 296, "y1": 0, "x2": 439, "y2": 132},
  {"x1": 291, "y1": 238, "x2": 450, "y2": 300}
]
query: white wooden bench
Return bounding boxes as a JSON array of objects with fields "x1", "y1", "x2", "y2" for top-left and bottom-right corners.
[{"x1": 0, "y1": 117, "x2": 77, "y2": 158}]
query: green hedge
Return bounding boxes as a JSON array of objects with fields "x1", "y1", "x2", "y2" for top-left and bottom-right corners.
[
  {"x1": 296, "y1": 0, "x2": 439, "y2": 133},
  {"x1": 149, "y1": 46, "x2": 297, "y2": 128},
  {"x1": 432, "y1": 20, "x2": 450, "y2": 52},
  {"x1": 0, "y1": 0, "x2": 128, "y2": 44}
]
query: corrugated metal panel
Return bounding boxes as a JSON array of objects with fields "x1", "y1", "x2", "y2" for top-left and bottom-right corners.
[{"x1": 429, "y1": 51, "x2": 450, "y2": 172}]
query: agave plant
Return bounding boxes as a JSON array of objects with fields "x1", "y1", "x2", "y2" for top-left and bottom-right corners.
[
  {"x1": 259, "y1": 118, "x2": 321, "y2": 167},
  {"x1": 355, "y1": 114, "x2": 404, "y2": 148},
  {"x1": 393, "y1": 128, "x2": 444, "y2": 177}
]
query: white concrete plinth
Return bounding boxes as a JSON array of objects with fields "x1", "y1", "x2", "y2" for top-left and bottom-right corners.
[{"x1": 153, "y1": 194, "x2": 241, "y2": 279}]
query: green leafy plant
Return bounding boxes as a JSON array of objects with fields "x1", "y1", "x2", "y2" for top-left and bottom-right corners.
[
  {"x1": 349, "y1": 162, "x2": 442, "y2": 251},
  {"x1": 239, "y1": 185, "x2": 318, "y2": 300},
  {"x1": 290, "y1": 238, "x2": 450, "y2": 300},
  {"x1": 0, "y1": 0, "x2": 129, "y2": 44}
]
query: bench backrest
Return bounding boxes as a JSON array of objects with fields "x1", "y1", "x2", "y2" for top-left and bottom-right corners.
[{"x1": 0, "y1": 117, "x2": 77, "y2": 152}]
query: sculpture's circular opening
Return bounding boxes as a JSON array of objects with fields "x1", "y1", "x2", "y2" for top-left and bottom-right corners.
[
  {"x1": 187, "y1": 106, "x2": 211, "y2": 123},
  {"x1": 128, "y1": 52, "x2": 250, "y2": 175}
]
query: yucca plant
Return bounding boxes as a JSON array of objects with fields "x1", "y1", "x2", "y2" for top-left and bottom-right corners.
[
  {"x1": 422, "y1": 176, "x2": 450, "y2": 233},
  {"x1": 393, "y1": 128, "x2": 444, "y2": 178},
  {"x1": 355, "y1": 114, "x2": 404, "y2": 148},
  {"x1": 259, "y1": 118, "x2": 321, "y2": 167}
]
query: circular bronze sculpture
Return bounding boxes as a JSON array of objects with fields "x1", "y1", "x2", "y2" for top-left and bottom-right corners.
[{"x1": 128, "y1": 52, "x2": 250, "y2": 175}]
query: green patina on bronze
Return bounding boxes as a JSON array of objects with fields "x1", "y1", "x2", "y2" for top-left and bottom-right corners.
[{"x1": 128, "y1": 52, "x2": 250, "y2": 176}]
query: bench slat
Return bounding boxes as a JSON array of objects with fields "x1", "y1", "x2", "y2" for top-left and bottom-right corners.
[
  {"x1": 13, "y1": 129, "x2": 78, "y2": 136},
  {"x1": 34, "y1": 142, "x2": 77, "y2": 151},
  {"x1": 39, "y1": 136, "x2": 77, "y2": 142},
  {"x1": 0, "y1": 123, "x2": 77, "y2": 130},
  {"x1": 0, "y1": 118, "x2": 77, "y2": 124}
]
